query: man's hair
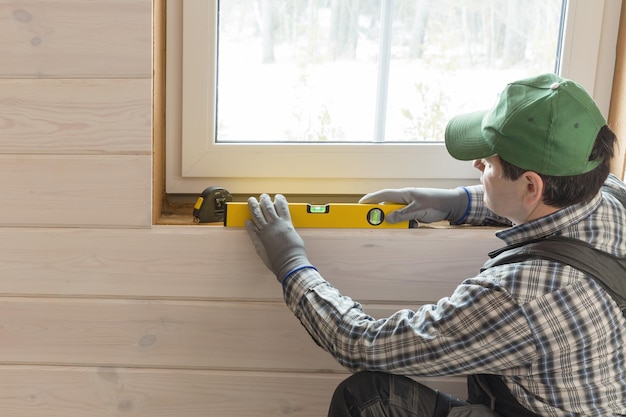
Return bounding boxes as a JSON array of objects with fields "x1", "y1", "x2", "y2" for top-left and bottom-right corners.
[{"x1": 499, "y1": 125, "x2": 617, "y2": 207}]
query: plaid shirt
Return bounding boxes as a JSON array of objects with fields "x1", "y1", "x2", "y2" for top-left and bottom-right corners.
[{"x1": 283, "y1": 174, "x2": 626, "y2": 416}]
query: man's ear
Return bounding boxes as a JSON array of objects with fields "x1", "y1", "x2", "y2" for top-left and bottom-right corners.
[{"x1": 522, "y1": 171, "x2": 545, "y2": 206}]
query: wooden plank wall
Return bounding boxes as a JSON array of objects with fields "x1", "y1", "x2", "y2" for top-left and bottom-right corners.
[
  {"x1": 0, "y1": 223, "x2": 505, "y2": 416},
  {"x1": 609, "y1": 1, "x2": 626, "y2": 178},
  {"x1": 0, "y1": 1, "x2": 623, "y2": 416},
  {"x1": 0, "y1": 0, "x2": 153, "y2": 228}
]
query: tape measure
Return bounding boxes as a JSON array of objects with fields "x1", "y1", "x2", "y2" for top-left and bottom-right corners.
[
  {"x1": 193, "y1": 186, "x2": 233, "y2": 223},
  {"x1": 224, "y1": 202, "x2": 409, "y2": 229}
]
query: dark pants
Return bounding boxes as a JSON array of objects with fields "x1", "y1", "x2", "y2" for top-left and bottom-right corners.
[{"x1": 328, "y1": 371, "x2": 497, "y2": 417}]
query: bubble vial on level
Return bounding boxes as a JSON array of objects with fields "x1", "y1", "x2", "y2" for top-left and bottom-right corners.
[
  {"x1": 307, "y1": 204, "x2": 330, "y2": 214},
  {"x1": 367, "y1": 208, "x2": 384, "y2": 226}
]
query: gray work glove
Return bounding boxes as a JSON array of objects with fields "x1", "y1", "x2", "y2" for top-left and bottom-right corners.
[
  {"x1": 358, "y1": 188, "x2": 469, "y2": 224},
  {"x1": 246, "y1": 194, "x2": 313, "y2": 284}
]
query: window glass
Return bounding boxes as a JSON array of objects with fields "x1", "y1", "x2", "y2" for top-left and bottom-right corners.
[
  {"x1": 216, "y1": 0, "x2": 563, "y2": 144},
  {"x1": 166, "y1": 0, "x2": 619, "y2": 194}
]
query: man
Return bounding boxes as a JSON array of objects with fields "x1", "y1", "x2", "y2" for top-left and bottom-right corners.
[{"x1": 245, "y1": 73, "x2": 626, "y2": 416}]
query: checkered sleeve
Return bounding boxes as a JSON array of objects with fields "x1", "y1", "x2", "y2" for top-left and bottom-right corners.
[{"x1": 283, "y1": 267, "x2": 538, "y2": 376}]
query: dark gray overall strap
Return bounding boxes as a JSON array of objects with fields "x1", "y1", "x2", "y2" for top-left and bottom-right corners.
[
  {"x1": 475, "y1": 236, "x2": 626, "y2": 415},
  {"x1": 483, "y1": 236, "x2": 626, "y2": 312},
  {"x1": 470, "y1": 186, "x2": 626, "y2": 416}
]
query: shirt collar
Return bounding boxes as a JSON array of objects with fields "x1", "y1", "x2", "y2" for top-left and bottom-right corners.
[{"x1": 495, "y1": 190, "x2": 603, "y2": 246}]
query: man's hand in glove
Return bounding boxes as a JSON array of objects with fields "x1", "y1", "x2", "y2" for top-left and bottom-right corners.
[
  {"x1": 359, "y1": 188, "x2": 469, "y2": 224},
  {"x1": 246, "y1": 194, "x2": 315, "y2": 285}
]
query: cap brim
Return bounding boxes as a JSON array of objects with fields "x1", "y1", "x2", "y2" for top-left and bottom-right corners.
[{"x1": 444, "y1": 110, "x2": 495, "y2": 161}]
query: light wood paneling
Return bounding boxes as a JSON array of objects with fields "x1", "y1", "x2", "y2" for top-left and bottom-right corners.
[
  {"x1": 0, "y1": 365, "x2": 468, "y2": 417},
  {"x1": 0, "y1": 79, "x2": 152, "y2": 154},
  {"x1": 0, "y1": 155, "x2": 151, "y2": 227},
  {"x1": 0, "y1": 224, "x2": 498, "y2": 415},
  {"x1": 0, "y1": 297, "x2": 342, "y2": 371},
  {"x1": 0, "y1": 225, "x2": 496, "y2": 414},
  {"x1": 0, "y1": 227, "x2": 502, "y2": 301},
  {"x1": 0, "y1": 366, "x2": 344, "y2": 417},
  {"x1": 0, "y1": 294, "x2": 497, "y2": 373},
  {"x1": 0, "y1": 1, "x2": 152, "y2": 78}
]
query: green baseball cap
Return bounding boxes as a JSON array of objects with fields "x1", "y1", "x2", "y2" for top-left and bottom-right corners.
[{"x1": 444, "y1": 73, "x2": 607, "y2": 176}]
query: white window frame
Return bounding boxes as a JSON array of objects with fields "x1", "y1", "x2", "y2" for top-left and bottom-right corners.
[{"x1": 165, "y1": 0, "x2": 622, "y2": 195}]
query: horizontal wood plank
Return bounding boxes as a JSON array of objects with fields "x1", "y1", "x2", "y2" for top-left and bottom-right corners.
[
  {"x1": 0, "y1": 297, "x2": 341, "y2": 371},
  {"x1": 0, "y1": 79, "x2": 151, "y2": 154},
  {"x1": 0, "y1": 155, "x2": 151, "y2": 227},
  {"x1": 0, "y1": 296, "x2": 480, "y2": 377},
  {"x1": 0, "y1": 1, "x2": 152, "y2": 78},
  {"x1": 0, "y1": 365, "x2": 467, "y2": 416},
  {"x1": 0, "y1": 226, "x2": 502, "y2": 300}
]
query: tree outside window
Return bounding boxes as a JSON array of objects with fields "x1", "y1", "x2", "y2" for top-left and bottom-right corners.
[{"x1": 216, "y1": 0, "x2": 562, "y2": 143}]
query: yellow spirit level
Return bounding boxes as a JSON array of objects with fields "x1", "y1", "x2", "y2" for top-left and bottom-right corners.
[{"x1": 224, "y1": 202, "x2": 409, "y2": 229}]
